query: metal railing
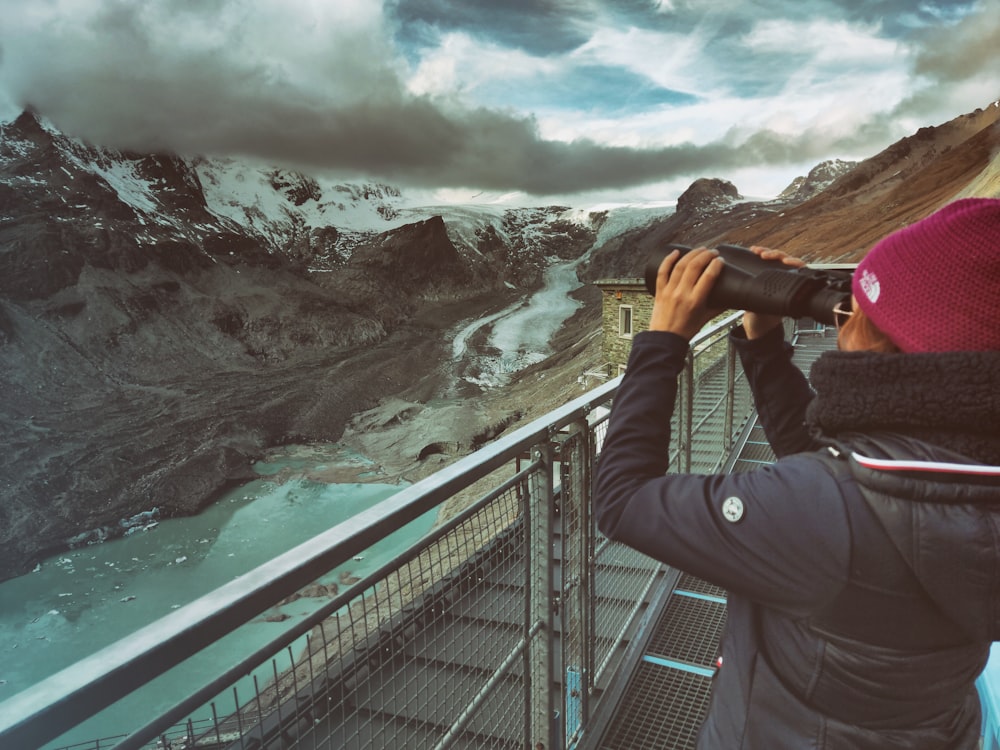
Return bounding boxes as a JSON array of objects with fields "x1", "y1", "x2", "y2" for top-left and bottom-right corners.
[{"x1": 0, "y1": 312, "x2": 756, "y2": 750}]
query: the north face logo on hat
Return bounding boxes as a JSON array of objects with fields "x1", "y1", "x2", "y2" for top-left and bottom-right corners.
[{"x1": 859, "y1": 268, "x2": 881, "y2": 303}]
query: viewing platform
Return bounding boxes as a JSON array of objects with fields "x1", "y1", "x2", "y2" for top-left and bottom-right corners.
[{"x1": 2, "y1": 314, "x2": 998, "y2": 750}]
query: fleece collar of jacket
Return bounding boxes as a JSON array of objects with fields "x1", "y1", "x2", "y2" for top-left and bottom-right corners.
[{"x1": 806, "y1": 349, "x2": 1000, "y2": 466}]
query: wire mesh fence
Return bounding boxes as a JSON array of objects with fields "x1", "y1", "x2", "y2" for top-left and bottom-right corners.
[{"x1": 6, "y1": 313, "x2": 762, "y2": 750}]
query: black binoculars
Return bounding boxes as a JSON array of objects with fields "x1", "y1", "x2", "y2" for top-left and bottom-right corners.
[{"x1": 644, "y1": 244, "x2": 852, "y2": 326}]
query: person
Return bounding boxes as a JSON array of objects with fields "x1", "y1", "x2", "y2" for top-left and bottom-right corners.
[{"x1": 593, "y1": 197, "x2": 1000, "y2": 749}]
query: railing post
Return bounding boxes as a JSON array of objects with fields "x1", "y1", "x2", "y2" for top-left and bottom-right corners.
[
  {"x1": 724, "y1": 333, "x2": 737, "y2": 452},
  {"x1": 682, "y1": 351, "x2": 695, "y2": 473},
  {"x1": 561, "y1": 419, "x2": 592, "y2": 747},
  {"x1": 527, "y1": 440, "x2": 556, "y2": 749}
]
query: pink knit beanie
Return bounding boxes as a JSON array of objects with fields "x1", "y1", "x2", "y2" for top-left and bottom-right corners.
[{"x1": 853, "y1": 197, "x2": 1000, "y2": 352}]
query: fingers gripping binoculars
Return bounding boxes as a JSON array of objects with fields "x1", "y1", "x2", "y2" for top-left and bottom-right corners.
[{"x1": 644, "y1": 244, "x2": 853, "y2": 326}]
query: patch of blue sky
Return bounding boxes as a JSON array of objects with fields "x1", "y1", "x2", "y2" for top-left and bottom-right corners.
[
  {"x1": 478, "y1": 64, "x2": 699, "y2": 117},
  {"x1": 390, "y1": 0, "x2": 592, "y2": 57}
]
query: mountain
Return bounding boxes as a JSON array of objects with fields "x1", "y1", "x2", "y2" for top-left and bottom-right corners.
[
  {"x1": 0, "y1": 111, "x2": 610, "y2": 581},
  {"x1": 777, "y1": 159, "x2": 859, "y2": 203},
  {"x1": 2, "y1": 98, "x2": 998, "y2": 583},
  {"x1": 581, "y1": 100, "x2": 1000, "y2": 282}
]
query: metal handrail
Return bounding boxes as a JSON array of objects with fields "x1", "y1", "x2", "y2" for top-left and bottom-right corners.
[
  {"x1": 0, "y1": 311, "x2": 750, "y2": 750},
  {"x1": 0, "y1": 382, "x2": 621, "y2": 749}
]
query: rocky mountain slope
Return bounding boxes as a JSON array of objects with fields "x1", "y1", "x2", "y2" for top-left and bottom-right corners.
[
  {"x1": 0, "y1": 112, "x2": 604, "y2": 581},
  {"x1": 2, "y1": 98, "x2": 998, "y2": 582}
]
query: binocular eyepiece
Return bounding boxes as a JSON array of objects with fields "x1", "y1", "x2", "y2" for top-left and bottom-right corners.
[{"x1": 644, "y1": 244, "x2": 852, "y2": 326}]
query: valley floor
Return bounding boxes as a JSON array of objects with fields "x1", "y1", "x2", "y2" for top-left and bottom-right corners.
[{"x1": 0, "y1": 287, "x2": 602, "y2": 583}]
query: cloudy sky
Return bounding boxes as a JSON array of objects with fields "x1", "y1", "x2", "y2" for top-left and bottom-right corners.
[{"x1": 0, "y1": 0, "x2": 997, "y2": 204}]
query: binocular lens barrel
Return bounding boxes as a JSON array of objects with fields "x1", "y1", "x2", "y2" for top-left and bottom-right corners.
[{"x1": 644, "y1": 244, "x2": 851, "y2": 326}]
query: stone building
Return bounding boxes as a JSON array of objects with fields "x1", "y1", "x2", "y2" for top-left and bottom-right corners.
[{"x1": 594, "y1": 277, "x2": 652, "y2": 377}]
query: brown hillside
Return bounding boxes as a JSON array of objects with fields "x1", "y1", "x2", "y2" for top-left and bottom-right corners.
[{"x1": 716, "y1": 101, "x2": 1000, "y2": 261}]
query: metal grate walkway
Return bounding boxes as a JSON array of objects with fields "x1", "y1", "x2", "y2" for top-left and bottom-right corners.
[{"x1": 592, "y1": 325, "x2": 839, "y2": 750}]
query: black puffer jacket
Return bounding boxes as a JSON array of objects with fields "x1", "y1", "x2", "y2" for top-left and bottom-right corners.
[{"x1": 594, "y1": 325, "x2": 1000, "y2": 749}]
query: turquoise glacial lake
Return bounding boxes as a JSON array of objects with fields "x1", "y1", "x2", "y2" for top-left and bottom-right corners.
[{"x1": 0, "y1": 445, "x2": 434, "y2": 748}]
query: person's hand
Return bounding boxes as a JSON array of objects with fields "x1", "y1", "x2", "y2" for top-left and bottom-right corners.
[
  {"x1": 649, "y1": 247, "x2": 725, "y2": 340},
  {"x1": 741, "y1": 245, "x2": 807, "y2": 339}
]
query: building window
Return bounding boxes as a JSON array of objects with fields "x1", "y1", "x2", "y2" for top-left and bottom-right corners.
[{"x1": 618, "y1": 305, "x2": 633, "y2": 338}]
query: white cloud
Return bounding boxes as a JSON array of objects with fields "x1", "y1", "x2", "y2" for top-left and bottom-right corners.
[
  {"x1": 406, "y1": 32, "x2": 561, "y2": 99},
  {"x1": 741, "y1": 18, "x2": 900, "y2": 67},
  {"x1": 571, "y1": 25, "x2": 718, "y2": 96}
]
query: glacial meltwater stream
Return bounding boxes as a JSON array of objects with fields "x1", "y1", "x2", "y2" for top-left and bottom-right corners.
[{"x1": 0, "y1": 445, "x2": 434, "y2": 748}]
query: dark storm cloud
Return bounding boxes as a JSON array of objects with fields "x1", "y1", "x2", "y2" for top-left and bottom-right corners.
[
  {"x1": 0, "y1": 0, "x2": 778, "y2": 194},
  {"x1": 11, "y1": 76, "x2": 837, "y2": 194},
  {"x1": 254, "y1": 105, "x2": 872, "y2": 195},
  {"x1": 449, "y1": 125, "x2": 840, "y2": 194}
]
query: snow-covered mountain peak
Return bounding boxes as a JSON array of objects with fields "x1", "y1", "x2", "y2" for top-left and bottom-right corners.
[
  {"x1": 195, "y1": 158, "x2": 410, "y2": 236},
  {"x1": 1, "y1": 111, "x2": 666, "y2": 274},
  {"x1": 778, "y1": 159, "x2": 858, "y2": 202}
]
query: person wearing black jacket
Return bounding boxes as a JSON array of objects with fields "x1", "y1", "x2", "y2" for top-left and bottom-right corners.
[{"x1": 593, "y1": 197, "x2": 1000, "y2": 749}]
